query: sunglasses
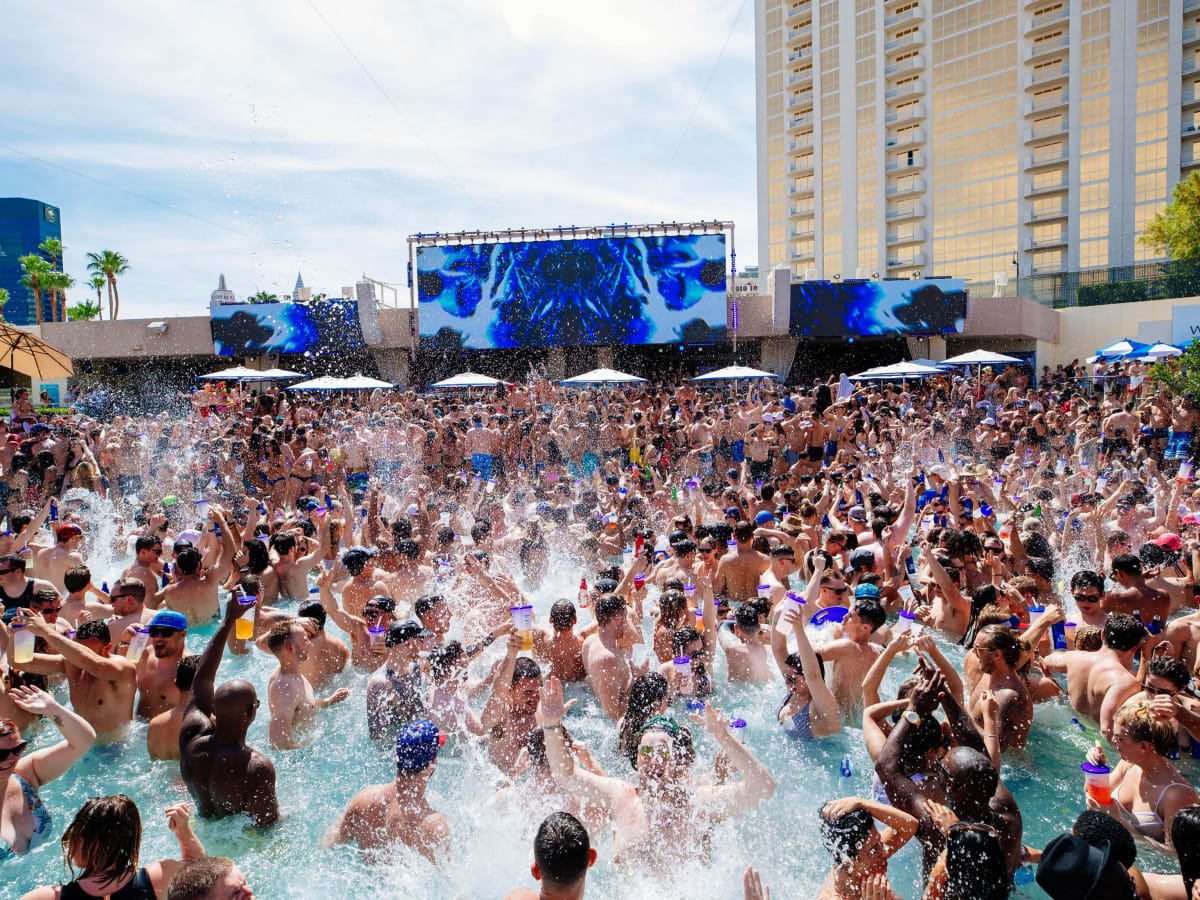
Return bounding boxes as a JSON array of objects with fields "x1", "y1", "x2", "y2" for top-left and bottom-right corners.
[
  {"x1": 35, "y1": 606, "x2": 63, "y2": 614},
  {"x1": 362, "y1": 608, "x2": 385, "y2": 619},
  {"x1": 0, "y1": 740, "x2": 28, "y2": 762},
  {"x1": 148, "y1": 627, "x2": 181, "y2": 638},
  {"x1": 823, "y1": 585, "x2": 848, "y2": 595},
  {"x1": 0, "y1": 568, "x2": 17, "y2": 576},
  {"x1": 637, "y1": 744, "x2": 672, "y2": 760},
  {"x1": 1072, "y1": 593, "x2": 1100, "y2": 603},
  {"x1": 949, "y1": 822, "x2": 1000, "y2": 840},
  {"x1": 699, "y1": 549, "x2": 713, "y2": 555}
]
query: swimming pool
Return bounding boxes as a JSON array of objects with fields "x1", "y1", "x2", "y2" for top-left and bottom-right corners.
[{"x1": 5, "y1": 554, "x2": 1188, "y2": 898}]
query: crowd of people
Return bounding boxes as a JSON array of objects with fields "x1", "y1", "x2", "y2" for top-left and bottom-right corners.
[{"x1": 2, "y1": 356, "x2": 1200, "y2": 898}]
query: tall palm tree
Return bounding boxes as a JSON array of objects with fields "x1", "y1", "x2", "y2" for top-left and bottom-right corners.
[
  {"x1": 88, "y1": 274, "x2": 106, "y2": 320},
  {"x1": 85, "y1": 250, "x2": 129, "y2": 320},
  {"x1": 38, "y1": 238, "x2": 64, "y2": 320},
  {"x1": 18, "y1": 254, "x2": 51, "y2": 324},
  {"x1": 249, "y1": 290, "x2": 278, "y2": 304},
  {"x1": 44, "y1": 271, "x2": 74, "y2": 322},
  {"x1": 0, "y1": 287, "x2": 8, "y2": 323}
]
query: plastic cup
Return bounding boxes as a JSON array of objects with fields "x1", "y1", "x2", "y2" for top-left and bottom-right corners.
[
  {"x1": 1028, "y1": 605, "x2": 1044, "y2": 626},
  {"x1": 368, "y1": 625, "x2": 385, "y2": 648},
  {"x1": 235, "y1": 595, "x2": 257, "y2": 640},
  {"x1": 12, "y1": 623, "x2": 34, "y2": 664},
  {"x1": 194, "y1": 499, "x2": 209, "y2": 521},
  {"x1": 693, "y1": 608, "x2": 705, "y2": 632},
  {"x1": 674, "y1": 655, "x2": 694, "y2": 695},
  {"x1": 633, "y1": 573, "x2": 646, "y2": 590},
  {"x1": 510, "y1": 604, "x2": 533, "y2": 651},
  {"x1": 126, "y1": 626, "x2": 150, "y2": 663},
  {"x1": 1180, "y1": 462, "x2": 1194, "y2": 483},
  {"x1": 895, "y1": 608, "x2": 916, "y2": 636},
  {"x1": 684, "y1": 583, "x2": 696, "y2": 603},
  {"x1": 1082, "y1": 761, "x2": 1112, "y2": 805},
  {"x1": 757, "y1": 583, "x2": 772, "y2": 601},
  {"x1": 1096, "y1": 476, "x2": 1107, "y2": 492},
  {"x1": 728, "y1": 718, "x2": 747, "y2": 741}
]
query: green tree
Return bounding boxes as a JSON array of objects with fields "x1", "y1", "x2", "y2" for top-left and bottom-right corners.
[
  {"x1": 19, "y1": 254, "x2": 51, "y2": 324},
  {"x1": 38, "y1": 237, "x2": 64, "y2": 320},
  {"x1": 249, "y1": 290, "x2": 278, "y2": 304},
  {"x1": 44, "y1": 271, "x2": 74, "y2": 322},
  {"x1": 1153, "y1": 342, "x2": 1200, "y2": 402},
  {"x1": 66, "y1": 299, "x2": 102, "y2": 321},
  {"x1": 0, "y1": 287, "x2": 8, "y2": 323},
  {"x1": 85, "y1": 250, "x2": 129, "y2": 320},
  {"x1": 87, "y1": 274, "x2": 106, "y2": 320},
  {"x1": 1141, "y1": 171, "x2": 1200, "y2": 260}
]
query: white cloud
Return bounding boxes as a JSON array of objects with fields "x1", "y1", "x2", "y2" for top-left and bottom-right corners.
[{"x1": 0, "y1": 0, "x2": 756, "y2": 319}]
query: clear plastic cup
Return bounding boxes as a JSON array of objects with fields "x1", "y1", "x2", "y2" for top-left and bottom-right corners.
[
  {"x1": 1180, "y1": 461, "x2": 1194, "y2": 483},
  {"x1": 895, "y1": 608, "x2": 916, "y2": 636},
  {"x1": 1082, "y1": 761, "x2": 1112, "y2": 805},
  {"x1": 510, "y1": 604, "x2": 533, "y2": 651},
  {"x1": 1027, "y1": 605, "x2": 1044, "y2": 626},
  {"x1": 778, "y1": 592, "x2": 805, "y2": 634},
  {"x1": 694, "y1": 608, "x2": 705, "y2": 632},
  {"x1": 728, "y1": 718, "x2": 747, "y2": 741},
  {"x1": 684, "y1": 583, "x2": 696, "y2": 603},
  {"x1": 368, "y1": 625, "x2": 385, "y2": 648},
  {"x1": 674, "y1": 655, "x2": 694, "y2": 695},
  {"x1": 126, "y1": 626, "x2": 150, "y2": 663},
  {"x1": 633, "y1": 573, "x2": 646, "y2": 591},
  {"x1": 12, "y1": 623, "x2": 34, "y2": 664},
  {"x1": 195, "y1": 499, "x2": 209, "y2": 521},
  {"x1": 235, "y1": 595, "x2": 257, "y2": 640}
]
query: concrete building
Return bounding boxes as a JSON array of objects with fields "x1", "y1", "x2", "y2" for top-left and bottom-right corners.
[
  {"x1": 0, "y1": 198, "x2": 62, "y2": 325},
  {"x1": 755, "y1": 0, "x2": 1188, "y2": 290}
]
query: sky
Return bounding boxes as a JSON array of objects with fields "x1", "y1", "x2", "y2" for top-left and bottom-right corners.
[{"x1": 1, "y1": 0, "x2": 756, "y2": 319}]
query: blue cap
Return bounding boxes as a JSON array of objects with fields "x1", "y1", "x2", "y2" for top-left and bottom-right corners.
[
  {"x1": 149, "y1": 610, "x2": 188, "y2": 631},
  {"x1": 395, "y1": 718, "x2": 443, "y2": 771},
  {"x1": 754, "y1": 510, "x2": 775, "y2": 525},
  {"x1": 781, "y1": 397, "x2": 796, "y2": 413},
  {"x1": 724, "y1": 507, "x2": 741, "y2": 520},
  {"x1": 854, "y1": 583, "x2": 881, "y2": 600}
]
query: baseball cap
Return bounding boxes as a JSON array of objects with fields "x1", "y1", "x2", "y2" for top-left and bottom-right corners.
[
  {"x1": 55, "y1": 524, "x2": 83, "y2": 541},
  {"x1": 386, "y1": 619, "x2": 432, "y2": 646},
  {"x1": 849, "y1": 548, "x2": 876, "y2": 570},
  {"x1": 1152, "y1": 533, "x2": 1183, "y2": 552},
  {"x1": 854, "y1": 583, "x2": 881, "y2": 600},
  {"x1": 149, "y1": 610, "x2": 188, "y2": 632},
  {"x1": 847, "y1": 505, "x2": 868, "y2": 522},
  {"x1": 724, "y1": 507, "x2": 741, "y2": 520},
  {"x1": 395, "y1": 718, "x2": 446, "y2": 771},
  {"x1": 1182, "y1": 513, "x2": 1200, "y2": 526},
  {"x1": 755, "y1": 510, "x2": 775, "y2": 525},
  {"x1": 981, "y1": 417, "x2": 997, "y2": 426}
]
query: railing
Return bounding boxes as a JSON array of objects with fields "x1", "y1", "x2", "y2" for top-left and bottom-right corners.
[
  {"x1": 886, "y1": 153, "x2": 924, "y2": 171},
  {"x1": 971, "y1": 259, "x2": 1192, "y2": 309}
]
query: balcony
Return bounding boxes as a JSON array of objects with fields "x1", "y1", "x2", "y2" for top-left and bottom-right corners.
[
  {"x1": 886, "y1": 127, "x2": 925, "y2": 149},
  {"x1": 885, "y1": 103, "x2": 925, "y2": 125},
  {"x1": 1026, "y1": 145, "x2": 1069, "y2": 168},
  {"x1": 1182, "y1": 148, "x2": 1200, "y2": 167},
  {"x1": 789, "y1": 225, "x2": 816, "y2": 240},
  {"x1": 789, "y1": 180, "x2": 816, "y2": 198},
  {"x1": 885, "y1": 54, "x2": 924, "y2": 77},
  {"x1": 887, "y1": 251, "x2": 927, "y2": 268},
  {"x1": 1186, "y1": 56, "x2": 1200, "y2": 76},
  {"x1": 1025, "y1": 33, "x2": 1069, "y2": 63},
  {"x1": 789, "y1": 156, "x2": 815, "y2": 175},
  {"x1": 1025, "y1": 118, "x2": 1068, "y2": 142},
  {"x1": 1025, "y1": 64, "x2": 1069, "y2": 88},
  {"x1": 885, "y1": 29, "x2": 924, "y2": 54},
  {"x1": 1026, "y1": 204, "x2": 1068, "y2": 223},
  {"x1": 788, "y1": 62, "x2": 814, "y2": 84},
  {"x1": 1185, "y1": 86, "x2": 1200, "y2": 107},
  {"x1": 1187, "y1": 0, "x2": 1200, "y2": 13},
  {"x1": 1185, "y1": 25, "x2": 1200, "y2": 45},
  {"x1": 884, "y1": 5, "x2": 925, "y2": 31},
  {"x1": 1031, "y1": 258, "x2": 1065, "y2": 275},
  {"x1": 886, "y1": 226, "x2": 926, "y2": 244},
  {"x1": 1185, "y1": 120, "x2": 1200, "y2": 138},
  {"x1": 788, "y1": 113, "x2": 815, "y2": 133},
  {"x1": 787, "y1": 48, "x2": 813, "y2": 72},
  {"x1": 789, "y1": 23, "x2": 813, "y2": 44},
  {"x1": 788, "y1": 91, "x2": 813, "y2": 110},
  {"x1": 886, "y1": 152, "x2": 925, "y2": 172},
  {"x1": 885, "y1": 201, "x2": 926, "y2": 221},
  {"x1": 1024, "y1": 176, "x2": 1068, "y2": 196},
  {"x1": 1025, "y1": 91, "x2": 1067, "y2": 115},
  {"x1": 1027, "y1": 6, "x2": 1068, "y2": 34},
  {"x1": 788, "y1": 201, "x2": 816, "y2": 218},
  {"x1": 1025, "y1": 232, "x2": 1068, "y2": 250},
  {"x1": 885, "y1": 78, "x2": 925, "y2": 101},
  {"x1": 789, "y1": 133, "x2": 815, "y2": 152},
  {"x1": 886, "y1": 176, "x2": 926, "y2": 197},
  {"x1": 785, "y1": 2, "x2": 812, "y2": 25}
]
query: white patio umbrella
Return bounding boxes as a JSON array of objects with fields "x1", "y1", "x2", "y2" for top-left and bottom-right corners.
[
  {"x1": 690, "y1": 365, "x2": 780, "y2": 381},
  {"x1": 196, "y1": 365, "x2": 261, "y2": 380},
  {"x1": 254, "y1": 367, "x2": 305, "y2": 380},
  {"x1": 1096, "y1": 339, "x2": 1150, "y2": 359},
  {"x1": 849, "y1": 361, "x2": 946, "y2": 381},
  {"x1": 287, "y1": 376, "x2": 351, "y2": 391},
  {"x1": 1139, "y1": 342, "x2": 1183, "y2": 359},
  {"x1": 941, "y1": 349, "x2": 1024, "y2": 366},
  {"x1": 431, "y1": 372, "x2": 508, "y2": 388},
  {"x1": 908, "y1": 357, "x2": 950, "y2": 369},
  {"x1": 561, "y1": 368, "x2": 647, "y2": 384},
  {"x1": 338, "y1": 374, "x2": 394, "y2": 390}
]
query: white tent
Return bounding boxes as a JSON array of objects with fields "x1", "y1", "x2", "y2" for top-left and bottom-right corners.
[
  {"x1": 431, "y1": 372, "x2": 508, "y2": 388},
  {"x1": 561, "y1": 368, "x2": 647, "y2": 384},
  {"x1": 287, "y1": 376, "x2": 350, "y2": 391},
  {"x1": 941, "y1": 349, "x2": 1024, "y2": 366},
  {"x1": 338, "y1": 374, "x2": 394, "y2": 390},
  {"x1": 196, "y1": 366, "x2": 261, "y2": 380},
  {"x1": 255, "y1": 367, "x2": 305, "y2": 380},
  {"x1": 691, "y1": 365, "x2": 780, "y2": 381},
  {"x1": 849, "y1": 361, "x2": 946, "y2": 381}
]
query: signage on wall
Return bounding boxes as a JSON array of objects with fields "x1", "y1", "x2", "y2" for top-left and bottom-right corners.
[
  {"x1": 1171, "y1": 304, "x2": 1200, "y2": 346},
  {"x1": 42, "y1": 205, "x2": 58, "y2": 225}
]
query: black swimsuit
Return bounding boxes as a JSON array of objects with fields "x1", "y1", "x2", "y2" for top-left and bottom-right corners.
[{"x1": 61, "y1": 868, "x2": 155, "y2": 900}]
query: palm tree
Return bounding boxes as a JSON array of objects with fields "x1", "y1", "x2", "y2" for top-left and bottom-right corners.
[
  {"x1": 19, "y1": 254, "x2": 51, "y2": 324},
  {"x1": 249, "y1": 290, "x2": 278, "y2": 304},
  {"x1": 45, "y1": 271, "x2": 74, "y2": 322},
  {"x1": 66, "y1": 299, "x2": 102, "y2": 321},
  {"x1": 88, "y1": 274, "x2": 106, "y2": 320},
  {"x1": 38, "y1": 238, "x2": 64, "y2": 320},
  {"x1": 0, "y1": 287, "x2": 8, "y2": 323},
  {"x1": 85, "y1": 250, "x2": 129, "y2": 320}
]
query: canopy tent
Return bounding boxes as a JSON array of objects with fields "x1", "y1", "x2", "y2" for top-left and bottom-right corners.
[
  {"x1": 940, "y1": 349, "x2": 1024, "y2": 366},
  {"x1": 430, "y1": 372, "x2": 509, "y2": 388},
  {"x1": 561, "y1": 368, "x2": 647, "y2": 384},
  {"x1": 196, "y1": 365, "x2": 261, "y2": 381},
  {"x1": 690, "y1": 365, "x2": 780, "y2": 381},
  {"x1": 254, "y1": 368, "x2": 305, "y2": 380},
  {"x1": 849, "y1": 361, "x2": 946, "y2": 381},
  {"x1": 287, "y1": 376, "x2": 354, "y2": 391},
  {"x1": 0, "y1": 325, "x2": 73, "y2": 381},
  {"x1": 1096, "y1": 339, "x2": 1150, "y2": 360}
]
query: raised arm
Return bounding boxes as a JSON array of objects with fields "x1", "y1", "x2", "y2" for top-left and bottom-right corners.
[
  {"x1": 786, "y1": 608, "x2": 841, "y2": 737},
  {"x1": 17, "y1": 611, "x2": 133, "y2": 682},
  {"x1": 10, "y1": 686, "x2": 95, "y2": 789},
  {"x1": 695, "y1": 704, "x2": 777, "y2": 820},
  {"x1": 189, "y1": 594, "x2": 246, "y2": 718},
  {"x1": 481, "y1": 635, "x2": 521, "y2": 731},
  {"x1": 538, "y1": 676, "x2": 622, "y2": 811}
]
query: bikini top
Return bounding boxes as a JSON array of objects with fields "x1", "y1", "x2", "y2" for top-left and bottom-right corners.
[
  {"x1": 0, "y1": 775, "x2": 52, "y2": 861},
  {"x1": 1112, "y1": 778, "x2": 1191, "y2": 842}
]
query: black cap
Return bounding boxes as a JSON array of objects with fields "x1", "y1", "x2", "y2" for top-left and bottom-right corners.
[
  {"x1": 386, "y1": 619, "x2": 433, "y2": 647},
  {"x1": 365, "y1": 594, "x2": 396, "y2": 613}
]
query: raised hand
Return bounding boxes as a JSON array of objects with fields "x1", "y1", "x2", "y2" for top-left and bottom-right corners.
[
  {"x1": 165, "y1": 803, "x2": 192, "y2": 833},
  {"x1": 743, "y1": 866, "x2": 771, "y2": 900},
  {"x1": 537, "y1": 676, "x2": 576, "y2": 728},
  {"x1": 926, "y1": 800, "x2": 959, "y2": 835},
  {"x1": 8, "y1": 685, "x2": 57, "y2": 716},
  {"x1": 820, "y1": 796, "x2": 864, "y2": 820}
]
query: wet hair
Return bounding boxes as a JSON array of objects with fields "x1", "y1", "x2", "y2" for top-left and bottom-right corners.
[
  {"x1": 396, "y1": 539, "x2": 420, "y2": 560},
  {"x1": 414, "y1": 594, "x2": 444, "y2": 617},
  {"x1": 819, "y1": 804, "x2": 875, "y2": 865},
  {"x1": 943, "y1": 826, "x2": 1008, "y2": 900},
  {"x1": 960, "y1": 584, "x2": 999, "y2": 647},
  {"x1": 594, "y1": 593, "x2": 626, "y2": 626},
  {"x1": 1070, "y1": 570, "x2": 1104, "y2": 593},
  {"x1": 1073, "y1": 809, "x2": 1137, "y2": 870},
  {"x1": 63, "y1": 564, "x2": 91, "y2": 594},
  {"x1": 175, "y1": 655, "x2": 200, "y2": 692},
  {"x1": 0, "y1": 718, "x2": 17, "y2": 740},
  {"x1": 271, "y1": 532, "x2": 297, "y2": 556},
  {"x1": 533, "y1": 812, "x2": 591, "y2": 890},
  {"x1": 1111, "y1": 553, "x2": 1143, "y2": 577},
  {"x1": 619, "y1": 673, "x2": 670, "y2": 765},
  {"x1": 1025, "y1": 555, "x2": 1054, "y2": 580},
  {"x1": 133, "y1": 536, "x2": 160, "y2": 555},
  {"x1": 671, "y1": 625, "x2": 701, "y2": 657},
  {"x1": 31, "y1": 588, "x2": 59, "y2": 608},
  {"x1": 342, "y1": 551, "x2": 370, "y2": 577},
  {"x1": 1173, "y1": 805, "x2": 1200, "y2": 898},
  {"x1": 785, "y1": 651, "x2": 825, "y2": 682},
  {"x1": 511, "y1": 656, "x2": 542, "y2": 685},
  {"x1": 1074, "y1": 625, "x2": 1102, "y2": 651},
  {"x1": 298, "y1": 600, "x2": 326, "y2": 631},
  {"x1": 975, "y1": 625, "x2": 1022, "y2": 667},
  {"x1": 852, "y1": 598, "x2": 886, "y2": 632},
  {"x1": 176, "y1": 547, "x2": 202, "y2": 576},
  {"x1": 1103, "y1": 613, "x2": 1145, "y2": 652},
  {"x1": 112, "y1": 576, "x2": 145, "y2": 601},
  {"x1": 1146, "y1": 656, "x2": 1191, "y2": 691},
  {"x1": 428, "y1": 641, "x2": 464, "y2": 683},
  {"x1": 266, "y1": 620, "x2": 300, "y2": 653},
  {"x1": 61, "y1": 794, "x2": 141, "y2": 885},
  {"x1": 76, "y1": 620, "x2": 111, "y2": 645},
  {"x1": 1114, "y1": 699, "x2": 1176, "y2": 756},
  {"x1": 733, "y1": 520, "x2": 755, "y2": 542},
  {"x1": 633, "y1": 719, "x2": 694, "y2": 770},
  {"x1": 242, "y1": 539, "x2": 269, "y2": 574},
  {"x1": 165, "y1": 857, "x2": 236, "y2": 900},
  {"x1": 549, "y1": 600, "x2": 577, "y2": 632}
]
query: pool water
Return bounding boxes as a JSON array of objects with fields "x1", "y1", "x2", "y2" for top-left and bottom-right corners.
[{"x1": 5, "y1": 557, "x2": 1189, "y2": 898}]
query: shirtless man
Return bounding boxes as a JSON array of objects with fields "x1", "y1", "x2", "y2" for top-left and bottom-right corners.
[
  {"x1": 580, "y1": 594, "x2": 632, "y2": 721},
  {"x1": 104, "y1": 577, "x2": 153, "y2": 639},
  {"x1": 11, "y1": 615, "x2": 138, "y2": 739},
  {"x1": 464, "y1": 414, "x2": 501, "y2": 481},
  {"x1": 1100, "y1": 402, "x2": 1139, "y2": 462},
  {"x1": 1104, "y1": 554, "x2": 1169, "y2": 625},
  {"x1": 481, "y1": 636, "x2": 543, "y2": 777},
  {"x1": 502, "y1": 812, "x2": 597, "y2": 900},
  {"x1": 533, "y1": 600, "x2": 586, "y2": 683},
  {"x1": 271, "y1": 525, "x2": 329, "y2": 602},
  {"x1": 147, "y1": 654, "x2": 199, "y2": 761},
  {"x1": 265, "y1": 619, "x2": 350, "y2": 750},
  {"x1": 366, "y1": 619, "x2": 431, "y2": 741},
  {"x1": 1164, "y1": 607, "x2": 1200, "y2": 674},
  {"x1": 296, "y1": 599, "x2": 349, "y2": 688},
  {"x1": 815, "y1": 594, "x2": 886, "y2": 713},
  {"x1": 967, "y1": 625, "x2": 1033, "y2": 766},
  {"x1": 322, "y1": 718, "x2": 450, "y2": 865},
  {"x1": 156, "y1": 513, "x2": 236, "y2": 624},
  {"x1": 59, "y1": 565, "x2": 110, "y2": 627},
  {"x1": 714, "y1": 520, "x2": 769, "y2": 606},
  {"x1": 129, "y1": 610, "x2": 190, "y2": 719},
  {"x1": 33, "y1": 525, "x2": 86, "y2": 596},
  {"x1": 179, "y1": 598, "x2": 279, "y2": 827},
  {"x1": 718, "y1": 605, "x2": 776, "y2": 683},
  {"x1": 540, "y1": 677, "x2": 776, "y2": 868},
  {"x1": 122, "y1": 534, "x2": 165, "y2": 605},
  {"x1": 1043, "y1": 613, "x2": 1145, "y2": 741},
  {"x1": 337, "y1": 549, "x2": 390, "y2": 618}
]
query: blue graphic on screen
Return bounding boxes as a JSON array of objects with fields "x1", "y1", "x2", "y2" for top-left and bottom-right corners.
[
  {"x1": 788, "y1": 280, "x2": 967, "y2": 338},
  {"x1": 417, "y1": 234, "x2": 728, "y2": 349},
  {"x1": 210, "y1": 301, "x2": 365, "y2": 356}
]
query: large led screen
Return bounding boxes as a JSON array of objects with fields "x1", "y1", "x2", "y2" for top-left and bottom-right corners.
[
  {"x1": 210, "y1": 301, "x2": 365, "y2": 356},
  {"x1": 416, "y1": 234, "x2": 728, "y2": 349},
  {"x1": 788, "y1": 279, "x2": 967, "y2": 338}
]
